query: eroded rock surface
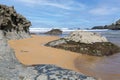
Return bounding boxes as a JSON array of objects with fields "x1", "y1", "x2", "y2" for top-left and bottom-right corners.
[
  {"x1": 0, "y1": 30, "x2": 37, "y2": 80},
  {"x1": 64, "y1": 31, "x2": 108, "y2": 44},
  {"x1": 0, "y1": 4, "x2": 31, "y2": 40},
  {"x1": 34, "y1": 65, "x2": 96, "y2": 80},
  {"x1": 46, "y1": 31, "x2": 120, "y2": 56}
]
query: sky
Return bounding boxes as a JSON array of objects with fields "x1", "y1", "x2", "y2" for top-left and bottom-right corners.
[{"x1": 0, "y1": 0, "x2": 120, "y2": 29}]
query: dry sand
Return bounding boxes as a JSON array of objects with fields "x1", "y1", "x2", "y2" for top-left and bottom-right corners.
[{"x1": 8, "y1": 35, "x2": 82, "y2": 72}]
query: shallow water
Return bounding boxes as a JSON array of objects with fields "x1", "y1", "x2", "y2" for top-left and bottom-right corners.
[
  {"x1": 74, "y1": 30, "x2": 120, "y2": 80},
  {"x1": 37, "y1": 30, "x2": 120, "y2": 80}
]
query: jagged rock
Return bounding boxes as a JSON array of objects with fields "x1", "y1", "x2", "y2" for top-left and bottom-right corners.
[
  {"x1": 46, "y1": 31, "x2": 120, "y2": 56},
  {"x1": 44, "y1": 29, "x2": 62, "y2": 35},
  {"x1": 0, "y1": 4, "x2": 31, "y2": 39}
]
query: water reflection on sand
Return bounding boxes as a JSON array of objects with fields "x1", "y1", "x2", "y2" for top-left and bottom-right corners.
[
  {"x1": 75, "y1": 50, "x2": 120, "y2": 80},
  {"x1": 61, "y1": 30, "x2": 120, "y2": 80}
]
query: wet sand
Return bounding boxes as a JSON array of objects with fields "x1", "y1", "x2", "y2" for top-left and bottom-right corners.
[
  {"x1": 75, "y1": 54, "x2": 120, "y2": 80},
  {"x1": 9, "y1": 35, "x2": 120, "y2": 80}
]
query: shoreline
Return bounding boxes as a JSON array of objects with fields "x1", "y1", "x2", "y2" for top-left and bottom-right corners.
[{"x1": 8, "y1": 35, "x2": 120, "y2": 80}]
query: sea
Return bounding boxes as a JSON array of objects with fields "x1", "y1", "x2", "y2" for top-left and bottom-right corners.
[{"x1": 30, "y1": 28, "x2": 120, "y2": 80}]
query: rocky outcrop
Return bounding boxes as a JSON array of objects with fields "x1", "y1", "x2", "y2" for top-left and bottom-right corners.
[
  {"x1": 92, "y1": 26, "x2": 106, "y2": 29},
  {"x1": 44, "y1": 29, "x2": 62, "y2": 35},
  {"x1": 46, "y1": 31, "x2": 120, "y2": 56},
  {"x1": 0, "y1": 4, "x2": 31, "y2": 40},
  {"x1": 0, "y1": 30, "x2": 37, "y2": 80},
  {"x1": 64, "y1": 31, "x2": 108, "y2": 44},
  {"x1": 92, "y1": 19, "x2": 120, "y2": 30},
  {"x1": 0, "y1": 4, "x2": 96, "y2": 80}
]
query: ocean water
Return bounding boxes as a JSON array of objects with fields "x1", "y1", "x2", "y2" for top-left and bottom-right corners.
[
  {"x1": 30, "y1": 28, "x2": 120, "y2": 80},
  {"x1": 74, "y1": 30, "x2": 120, "y2": 80}
]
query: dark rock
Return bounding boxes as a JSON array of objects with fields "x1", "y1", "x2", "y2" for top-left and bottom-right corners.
[
  {"x1": 92, "y1": 26, "x2": 105, "y2": 29},
  {"x1": 92, "y1": 19, "x2": 120, "y2": 30},
  {"x1": 34, "y1": 64, "x2": 96, "y2": 80},
  {"x1": 44, "y1": 29, "x2": 62, "y2": 35},
  {"x1": 46, "y1": 31, "x2": 120, "y2": 56},
  {"x1": 0, "y1": 4, "x2": 31, "y2": 39}
]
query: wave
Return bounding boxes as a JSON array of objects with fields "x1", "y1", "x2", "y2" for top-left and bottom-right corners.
[
  {"x1": 30, "y1": 28, "x2": 76, "y2": 33},
  {"x1": 30, "y1": 28, "x2": 109, "y2": 33}
]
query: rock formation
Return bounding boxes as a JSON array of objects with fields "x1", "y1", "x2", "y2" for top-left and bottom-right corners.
[
  {"x1": 0, "y1": 30, "x2": 37, "y2": 80},
  {"x1": 92, "y1": 19, "x2": 120, "y2": 30},
  {"x1": 92, "y1": 26, "x2": 106, "y2": 29},
  {"x1": 0, "y1": 4, "x2": 96, "y2": 80},
  {"x1": 46, "y1": 31, "x2": 120, "y2": 56},
  {"x1": 44, "y1": 29, "x2": 62, "y2": 35},
  {"x1": 64, "y1": 31, "x2": 108, "y2": 44},
  {"x1": 0, "y1": 4, "x2": 31, "y2": 40}
]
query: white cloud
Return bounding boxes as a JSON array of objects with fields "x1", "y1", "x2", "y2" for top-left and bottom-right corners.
[
  {"x1": 15, "y1": 0, "x2": 86, "y2": 10},
  {"x1": 16, "y1": 0, "x2": 43, "y2": 4},
  {"x1": 89, "y1": 6, "x2": 118, "y2": 15},
  {"x1": 43, "y1": 3, "x2": 71, "y2": 10}
]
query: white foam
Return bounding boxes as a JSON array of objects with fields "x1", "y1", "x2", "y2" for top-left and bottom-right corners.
[{"x1": 30, "y1": 28, "x2": 109, "y2": 33}]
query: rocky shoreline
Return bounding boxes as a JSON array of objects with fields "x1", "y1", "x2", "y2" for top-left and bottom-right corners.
[
  {"x1": 0, "y1": 4, "x2": 96, "y2": 80},
  {"x1": 92, "y1": 19, "x2": 120, "y2": 30},
  {"x1": 46, "y1": 31, "x2": 120, "y2": 56},
  {"x1": 0, "y1": 33, "x2": 96, "y2": 80}
]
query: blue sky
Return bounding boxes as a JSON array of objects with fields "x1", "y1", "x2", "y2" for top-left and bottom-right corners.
[{"x1": 0, "y1": 0, "x2": 120, "y2": 29}]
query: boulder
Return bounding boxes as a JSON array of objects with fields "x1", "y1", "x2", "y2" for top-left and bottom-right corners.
[
  {"x1": 46, "y1": 31, "x2": 120, "y2": 56},
  {"x1": 44, "y1": 29, "x2": 62, "y2": 35},
  {"x1": 0, "y1": 4, "x2": 31, "y2": 40},
  {"x1": 64, "y1": 31, "x2": 108, "y2": 44}
]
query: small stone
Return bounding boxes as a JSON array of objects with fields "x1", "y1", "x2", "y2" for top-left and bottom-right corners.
[{"x1": 36, "y1": 74, "x2": 47, "y2": 80}]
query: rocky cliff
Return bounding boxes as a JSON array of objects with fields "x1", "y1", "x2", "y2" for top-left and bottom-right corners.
[
  {"x1": 0, "y1": 4, "x2": 96, "y2": 80},
  {"x1": 92, "y1": 19, "x2": 120, "y2": 30},
  {"x1": 0, "y1": 4, "x2": 31, "y2": 39}
]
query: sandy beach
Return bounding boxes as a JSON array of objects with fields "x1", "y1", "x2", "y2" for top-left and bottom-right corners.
[
  {"x1": 8, "y1": 35, "x2": 120, "y2": 80},
  {"x1": 9, "y1": 35, "x2": 82, "y2": 72}
]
